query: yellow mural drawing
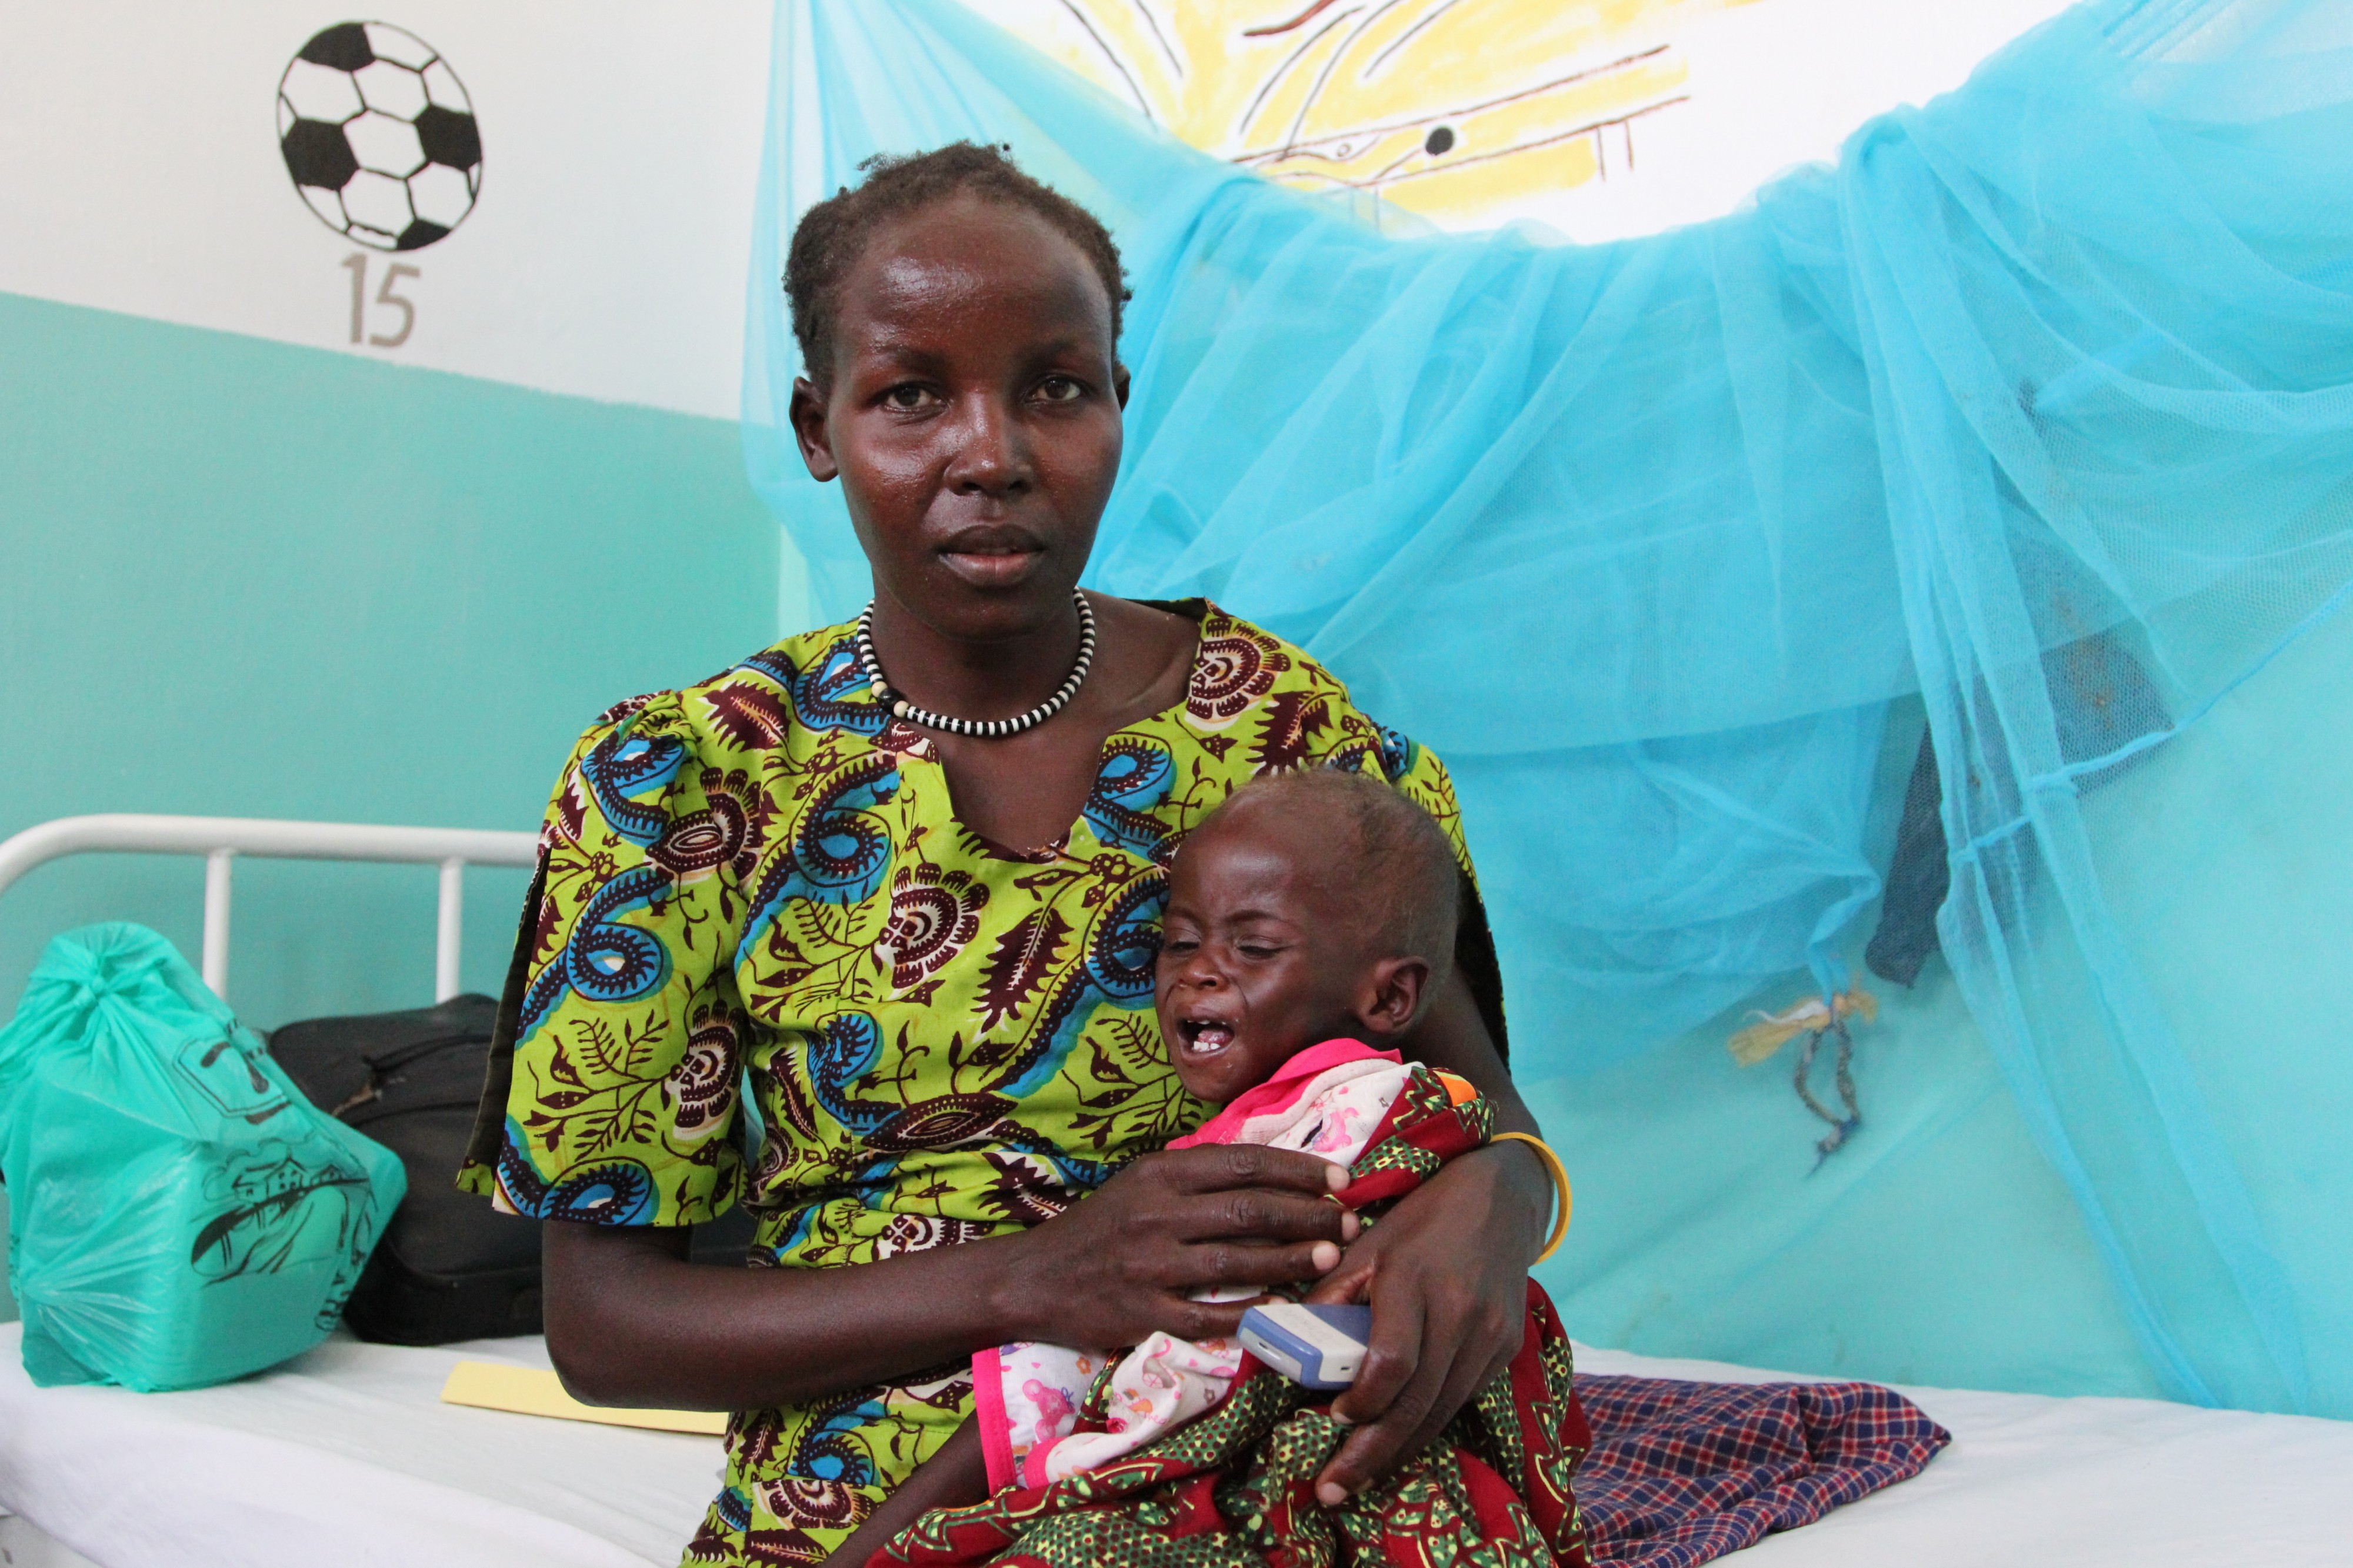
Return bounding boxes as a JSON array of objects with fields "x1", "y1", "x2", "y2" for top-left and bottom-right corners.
[{"x1": 970, "y1": 0, "x2": 1770, "y2": 228}]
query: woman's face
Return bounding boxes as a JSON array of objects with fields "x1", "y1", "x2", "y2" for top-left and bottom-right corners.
[{"x1": 791, "y1": 194, "x2": 1128, "y2": 644}]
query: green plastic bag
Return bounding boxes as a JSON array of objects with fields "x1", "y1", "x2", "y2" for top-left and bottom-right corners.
[{"x1": 0, "y1": 923, "x2": 406, "y2": 1390}]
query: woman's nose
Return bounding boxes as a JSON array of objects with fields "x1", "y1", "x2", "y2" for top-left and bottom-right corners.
[{"x1": 944, "y1": 395, "x2": 1034, "y2": 496}]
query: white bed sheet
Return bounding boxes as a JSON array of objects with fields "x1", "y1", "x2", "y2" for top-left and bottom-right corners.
[
  {"x1": 3, "y1": 1323, "x2": 2349, "y2": 1567},
  {"x1": 0, "y1": 1326, "x2": 715, "y2": 1568},
  {"x1": 1569, "y1": 1345, "x2": 2353, "y2": 1566}
]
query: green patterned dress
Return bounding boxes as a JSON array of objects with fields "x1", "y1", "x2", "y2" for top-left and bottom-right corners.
[{"x1": 459, "y1": 600, "x2": 1492, "y2": 1567}]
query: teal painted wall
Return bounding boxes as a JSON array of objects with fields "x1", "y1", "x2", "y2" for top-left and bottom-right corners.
[
  {"x1": 0, "y1": 292, "x2": 803, "y2": 1323},
  {"x1": 1532, "y1": 599, "x2": 2353, "y2": 1406},
  {"x1": 0, "y1": 292, "x2": 789, "y2": 1028},
  {"x1": 1529, "y1": 958, "x2": 2169, "y2": 1399}
]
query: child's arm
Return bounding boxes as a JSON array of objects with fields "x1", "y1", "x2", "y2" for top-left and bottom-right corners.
[{"x1": 818, "y1": 1414, "x2": 989, "y2": 1568}]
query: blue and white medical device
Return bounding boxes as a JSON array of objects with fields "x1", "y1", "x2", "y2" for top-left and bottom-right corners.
[{"x1": 1237, "y1": 1303, "x2": 1374, "y2": 1391}]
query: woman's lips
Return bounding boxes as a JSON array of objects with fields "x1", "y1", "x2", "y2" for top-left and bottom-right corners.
[
  {"x1": 938, "y1": 546, "x2": 1045, "y2": 587},
  {"x1": 936, "y1": 523, "x2": 1049, "y2": 589}
]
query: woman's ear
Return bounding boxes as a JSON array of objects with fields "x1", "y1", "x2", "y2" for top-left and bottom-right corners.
[
  {"x1": 789, "y1": 376, "x2": 840, "y2": 482},
  {"x1": 1114, "y1": 362, "x2": 1131, "y2": 409},
  {"x1": 1355, "y1": 956, "x2": 1431, "y2": 1042}
]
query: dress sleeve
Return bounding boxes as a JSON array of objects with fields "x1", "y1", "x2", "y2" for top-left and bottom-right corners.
[
  {"x1": 457, "y1": 693, "x2": 752, "y2": 1225},
  {"x1": 1362, "y1": 730, "x2": 1514, "y2": 1065}
]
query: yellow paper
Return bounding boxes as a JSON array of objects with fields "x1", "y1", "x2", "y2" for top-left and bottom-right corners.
[{"x1": 439, "y1": 1360, "x2": 727, "y2": 1436}]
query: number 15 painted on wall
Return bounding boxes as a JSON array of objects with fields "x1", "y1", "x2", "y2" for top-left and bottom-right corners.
[{"x1": 341, "y1": 252, "x2": 419, "y2": 348}]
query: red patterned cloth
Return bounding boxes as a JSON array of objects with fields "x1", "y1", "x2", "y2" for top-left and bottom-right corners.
[{"x1": 1572, "y1": 1374, "x2": 1951, "y2": 1567}]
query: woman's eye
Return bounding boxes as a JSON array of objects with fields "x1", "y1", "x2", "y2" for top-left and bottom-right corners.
[{"x1": 1035, "y1": 375, "x2": 1085, "y2": 404}]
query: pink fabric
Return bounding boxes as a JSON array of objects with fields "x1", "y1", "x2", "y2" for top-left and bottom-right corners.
[
  {"x1": 972, "y1": 1346, "x2": 1015, "y2": 1497},
  {"x1": 1168, "y1": 1039, "x2": 1401, "y2": 1150},
  {"x1": 978, "y1": 1341, "x2": 1117, "y2": 1492},
  {"x1": 1027, "y1": 1328, "x2": 1251, "y2": 1484}
]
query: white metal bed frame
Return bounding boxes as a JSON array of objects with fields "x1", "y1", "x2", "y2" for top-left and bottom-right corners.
[{"x1": 0, "y1": 815, "x2": 538, "y2": 1004}]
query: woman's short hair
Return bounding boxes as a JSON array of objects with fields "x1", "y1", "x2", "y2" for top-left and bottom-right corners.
[{"x1": 784, "y1": 141, "x2": 1130, "y2": 390}]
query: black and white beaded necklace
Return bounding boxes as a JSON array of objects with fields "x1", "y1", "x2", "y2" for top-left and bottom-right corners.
[{"x1": 854, "y1": 590, "x2": 1097, "y2": 739}]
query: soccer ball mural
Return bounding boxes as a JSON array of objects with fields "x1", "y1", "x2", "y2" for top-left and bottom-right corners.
[{"x1": 278, "y1": 22, "x2": 481, "y2": 251}]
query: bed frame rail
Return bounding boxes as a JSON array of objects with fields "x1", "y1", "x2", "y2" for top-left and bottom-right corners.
[{"x1": 0, "y1": 814, "x2": 538, "y2": 1005}]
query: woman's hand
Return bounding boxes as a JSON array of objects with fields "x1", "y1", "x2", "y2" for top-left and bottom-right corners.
[
  {"x1": 1001, "y1": 1142, "x2": 1359, "y2": 1349},
  {"x1": 1301, "y1": 1136, "x2": 1549, "y2": 1506}
]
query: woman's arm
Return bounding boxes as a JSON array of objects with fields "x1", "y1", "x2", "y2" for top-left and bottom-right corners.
[
  {"x1": 542, "y1": 1143, "x2": 1357, "y2": 1411},
  {"x1": 1303, "y1": 964, "x2": 1553, "y2": 1505}
]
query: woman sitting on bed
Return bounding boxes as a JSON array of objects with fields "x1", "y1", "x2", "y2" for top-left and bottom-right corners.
[{"x1": 459, "y1": 142, "x2": 1557, "y2": 1568}]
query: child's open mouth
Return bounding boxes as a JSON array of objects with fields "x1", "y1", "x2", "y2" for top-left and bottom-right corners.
[{"x1": 1178, "y1": 1016, "x2": 1236, "y2": 1056}]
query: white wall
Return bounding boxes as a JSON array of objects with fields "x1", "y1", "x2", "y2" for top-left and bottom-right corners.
[{"x1": 0, "y1": 1, "x2": 771, "y2": 418}]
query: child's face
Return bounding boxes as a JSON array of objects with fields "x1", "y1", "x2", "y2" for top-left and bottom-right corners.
[
  {"x1": 1155, "y1": 805, "x2": 1374, "y2": 1105},
  {"x1": 788, "y1": 194, "x2": 1128, "y2": 646}
]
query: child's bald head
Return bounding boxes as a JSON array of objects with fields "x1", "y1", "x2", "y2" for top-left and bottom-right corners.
[
  {"x1": 1156, "y1": 766, "x2": 1463, "y2": 1104},
  {"x1": 1208, "y1": 768, "x2": 1461, "y2": 971}
]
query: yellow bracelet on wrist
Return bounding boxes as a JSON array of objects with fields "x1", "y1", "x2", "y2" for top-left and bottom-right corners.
[{"x1": 1491, "y1": 1132, "x2": 1572, "y2": 1264}]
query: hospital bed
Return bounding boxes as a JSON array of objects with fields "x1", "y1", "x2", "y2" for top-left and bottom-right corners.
[
  {"x1": 2, "y1": 817, "x2": 2350, "y2": 1566},
  {"x1": 6, "y1": 1326, "x2": 2351, "y2": 1567}
]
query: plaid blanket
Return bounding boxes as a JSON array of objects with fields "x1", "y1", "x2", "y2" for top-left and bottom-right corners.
[{"x1": 1574, "y1": 1375, "x2": 1951, "y2": 1567}]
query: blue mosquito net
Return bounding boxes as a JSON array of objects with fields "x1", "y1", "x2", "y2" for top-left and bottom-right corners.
[{"x1": 742, "y1": 0, "x2": 2353, "y2": 1417}]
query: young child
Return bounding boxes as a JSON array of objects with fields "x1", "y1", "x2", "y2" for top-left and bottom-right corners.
[
  {"x1": 824, "y1": 768, "x2": 1582, "y2": 1567},
  {"x1": 978, "y1": 765, "x2": 1474, "y2": 1492}
]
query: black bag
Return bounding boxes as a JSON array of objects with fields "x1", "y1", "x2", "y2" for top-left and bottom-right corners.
[
  {"x1": 268, "y1": 995, "x2": 542, "y2": 1344},
  {"x1": 268, "y1": 995, "x2": 759, "y2": 1346}
]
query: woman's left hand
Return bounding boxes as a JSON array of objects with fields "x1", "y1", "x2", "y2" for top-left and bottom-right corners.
[{"x1": 1299, "y1": 1136, "x2": 1549, "y2": 1506}]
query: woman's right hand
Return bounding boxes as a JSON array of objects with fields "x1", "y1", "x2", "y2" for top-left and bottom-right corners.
[{"x1": 999, "y1": 1143, "x2": 1359, "y2": 1348}]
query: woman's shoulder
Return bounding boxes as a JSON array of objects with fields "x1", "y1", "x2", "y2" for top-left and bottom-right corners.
[
  {"x1": 559, "y1": 618, "x2": 886, "y2": 766},
  {"x1": 1172, "y1": 600, "x2": 1440, "y2": 786},
  {"x1": 1156, "y1": 600, "x2": 1469, "y2": 878}
]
